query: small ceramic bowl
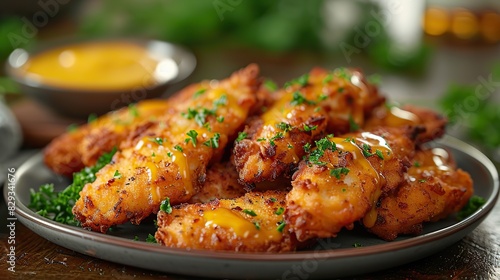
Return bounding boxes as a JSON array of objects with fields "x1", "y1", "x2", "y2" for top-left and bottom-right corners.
[{"x1": 5, "y1": 38, "x2": 196, "y2": 118}]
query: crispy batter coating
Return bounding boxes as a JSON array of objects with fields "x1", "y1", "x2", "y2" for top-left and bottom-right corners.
[
  {"x1": 368, "y1": 147, "x2": 473, "y2": 240},
  {"x1": 155, "y1": 190, "x2": 300, "y2": 252},
  {"x1": 43, "y1": 99, "x2": 171, "y2": 176},
  {"x1": 364, "y1": 104, "x2": 447, "y2": 144},
  {"x1": 73, "y1": 65, "x2": 259, "y2": 232},
  {"x1": 188, "y1": 161, "x2": 247, "y2": 203},
  {"x1": 233, "y1": 67, "x2": 384, "y2": 185},
  {"x1": 285, "y1": 127, "x2": 416, "y2": 242}
]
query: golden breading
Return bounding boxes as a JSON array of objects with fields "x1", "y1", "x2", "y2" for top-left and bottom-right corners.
[
  {"x1": 364, "y1": 104, "x2": 447, "y2": 144},
  {"x1": 155, "y1": 190, "x2": 300, "y2": 252},
  {"x1": 368, "y1": 148, "x2": 473, "y2": 241},
  {"x1": 43, "y1": 99, "x2": 171, "y2": 176},
  {"x1": 72, "y1": 65, "x2": 259, "y2": 233},
  {"x1": 188, "y1": 161, "x2": 247, "y2": 204},
  {"x1": 285, "y1": 127, "x2": 417, "y2": 242},
  {"x1": 233, "y1": 67, "x2": 384, "y2": 185}
]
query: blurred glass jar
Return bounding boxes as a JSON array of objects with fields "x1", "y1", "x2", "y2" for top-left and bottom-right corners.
[
  {"x1": 424, "y1": 0, "x2": 500, "y2": 44},
  {"x1": 0, "y1": 99, "x2": 22, "y2": 162}
]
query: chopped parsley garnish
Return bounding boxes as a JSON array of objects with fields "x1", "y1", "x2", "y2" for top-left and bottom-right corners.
[
  {"x1": 146, "y1": 234, "x2": 157, "y2": 243},
  {"x1": 330, "y1": 167, "x2": 350, "y2": 179},
  {"x1": 284, "y1": 73, "x2": 309, "y2": 88},
  {"x1": 290, "y1": 91, "x2": 316, "y2": 106},
  {"x1": 151, "y1": 137, "x2": 165, "y2": 145},
  {"x1": 182, "y1": 107, "x2": 216, "y2": 127},
  {"x1": 276, "y1": 221, "x2": 286, "y2": 232},
  {"x1": 193, "y1": 88, "x2": 206, "y2": 98},
  {"x1": 213, "y1": 95, "x2": 228, "y2": 107},
  {"x1": 29, "y1": 148, "x2": 117, "y2": 226},
  {"x1": 269, "y1": 132, "x2": 284, "y2": 146},
  {"x1": 203, "y1": 133, "x2": 221, "y2": 148},
  {"x1": 66, "y1": 123, "x2": 78, "y2": 133},
  {"x1": 303, "y1": 142, "x2": 312, "y2": 153},
  {"x1": 242, "y1": 209, "x2": 257, "y2": 216},
  {"x1": 353, "y1": 242, "x2": 363, "y2": 248},
  {"x1": 348, "y1": 115, "x2": 359, "y2": 132},
  {"x1": 361, "y1": 144, "x2": 372, "y2": 158},
  {"x1": 275, "y1": 207, "x2": 285, "y2": 215},
  {"x1": 335, "y1": 67, "x2": 351, "y2": 80},
  {"x1": 344, "y1": 137, "x2": 355, "y2": 143},
  {"x1": 317, "y1": 93, "x2": 328, "y2": 101},
  {"x1": 236, "y1": 131, "x2": 247, "y2": 143},
  {"x1": 419, "y1": 179, "x2": 427, "y2": 183},
  {"x1": 87, "y1": 113, "x2": 97, "y2": 123},
  {"x1": 322, "y1": 73, "x2": 333, "y2": 84},
  {"x1": 257, "y1": 137, "x2": 267, "y2": 142},
  {"x1": 302, "y1": 124, "x2": 317, "y2": 132},
  {"x1": 270, "y1": 197, "x2": 277, "y2": 202},
  {"x1": 276, "y1": 122, "x2": 293, "y2": 132},
  {"x1": 185, "y1": 130, "x2": 198, "y2": 147},
  {"x1": 160, "y1": 197, "x2": 172, "y2": 214},
  {"x1": 264, "y1": 79, "x2": 278, "y2": 92},
  {"x1": 413, "y1": 161, "x2": 421, "y2": 167},
  {"x1": 308, "y1": 137, "x2": 337, "y2": 166},
  {"x1": 457, "y1": 195, "x2": 486, "y2": 220},
  {"x1": 216, "y1": 116, "x2": 224, "y2": 123},
  {"x1": 151, "y1": 152, "x2": 156, "y2": 157},
  {"x1": 375, "y1": 150, "x2": 384, "y2": 160},
  {"x1": 133, "y1": 235, "x2": 139, "y2": 241},
  {"x1": 173, "y1": 145, "x2": 183, "y2": 152},
  {"x1": 338, "y1": 87, "x2": 345, "y2": 93},
  {"x1": 167, "y1": 152, "x2": 173, "y2": 157},
  {"x1": 113, "y1": 170, "x2": 122, "y2": 179},
  {"x1": 253, "y1": 222, "x2": 261, "y2": 230},
  {"x1": 128, "y1": 103, "x2": 139, "y2": 117}
]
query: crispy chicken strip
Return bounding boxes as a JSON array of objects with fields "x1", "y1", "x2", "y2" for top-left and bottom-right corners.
[
  {"x1": 188, "y1": 161, "x2": 247, "y2": 204},
  {"x1": 155, "y1": 190, "x2": 301, "y2": 252},
  {"x1": 285, "y1": 127, "x2": 417, "y2": 242},
  {"x1": 73, "y1": 65, "x2": 259, "y2": 232},
  {"x1": 233, "y1": 67, "x2": 384, "y2": 185},
  {"x1": 364, "y1": 104, "x2": 447, "y2": 144},
  {"x1": 44, "y1": 99, "x2": 171, "y2": 176},
  {"x1": 368, "y1": 147, "x2": 473, "y2": 241}
]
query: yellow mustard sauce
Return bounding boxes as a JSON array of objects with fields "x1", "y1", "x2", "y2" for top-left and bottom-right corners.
[{"x1": 22, "y1": 41, "x2": 159, "y2": 91}]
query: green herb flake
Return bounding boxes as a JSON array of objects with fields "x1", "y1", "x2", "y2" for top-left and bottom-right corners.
[
  {"x1": 216, "y1": 116, "x2": 224, "y2": 123},
  {"x1": 413, "y1": 161, "x2": 421, "y2": 167},
  {"x1": 253, "y1": 221, "x2": 261, "y2": 230},
  {"x1": 236, "y1": 131, "x2": 248, "y2": 143},
  {"x1": 362, "y1": 144, "x2": 372, "y2": 158},
  {"x1": 375, "y1": 150, "x2": 384, "y2": 160},
  {"x1": 275, "y1": 207, "x2": 285, "y2": 215},
  {"x1": 87, "y1": 113, "x2": 97, "y2": 123},
  {"x1": 457, "y1": 195, "x2": 486, "y2": 220},
  {"x1": 242, "y1": 209, "x2": 257, "y2": 217},
  {"x1": 185, "y1": 130, "x2": 198, "y2": 147},
  {"x1": 270, "y1": 197, "x2": 277, "y2": 202},
  {"x1": 146, "y1": 233, "x2": 157, "y2": 243},
  {"x1": 285, "y1": 73, "x2": 309, "y2": 88},
  {"x1": 303, "y1": 124, "x2": 318, "y2": 132},
  {"x1": 276, "y1": 122, "x2": 292, "y2": 132},
  {"x1": 353, "y1": 242, "x2": 363, "y2": 248},
  {"x1": 173, "y1": 145, "x2": 183, "y2": 152},
  {"x1": 203, "y1": 133, "x2": 220, "y2": 148},
  {"x1": 330, "y1": 167, "x2": 350, "y2": 179},
  {"x1": 67, "y1": 123, "x2": 78, "y2": 133},
  {"x1": 348, "y1": 115, "x2": 359, "y2": 132},
  {"x1": 290, "y1": 91, "x2": 316, "y2": 106},
  {"x1": 277, "y1": 221, "x2": 286, "y2": 232},
  {"x1": 133, "y1": 235, "x2": 139, "y2": 241},
  {"x1": 303, "y1": 142, "x2": 312, "y2": 153},
  {"x1": 322, "y1": 73, "x2": 333, "y2": 84},
  {"x1": 160, "y1": 197, "x2": 172, "y2": 214},
  {"x1": 151, "y1": 137, "x2": 165, "y2": 146},
  {"x1": 113, "y1": 170, "x2": 122, "y2": 179},
  {"x1": 193, "y1": 88, "x2": 206, "y2": 98},
  {"x1": 128, "y1": 103, "x2": 139, "y2": 117},
  {"x1": 213, "y1": 95, "x2": 228, "y2": 107},
  {"x1": 264, "y1": 79, "x2": 278, "y2": 92}
]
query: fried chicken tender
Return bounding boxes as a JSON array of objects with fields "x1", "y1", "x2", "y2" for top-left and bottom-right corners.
[
  {"x1": 155, "y1": 190, "x2": 300, "y2": 252},
  {"x1": 233, "y1": 67, "x2": 384, "y2": 185},
  {"x1": 188, "y1": 161, "x2": 247, "y2": 204},
  {"x1": 73, "y1": 65, "x2": 259, "y2": 233},
  {"x1": 364, "y1": 104, "x2": 447, "y2": 144},
  {"x1": 43, "y1": 99, "x2": 171, "y2": 176},
  {"x1": 285, "y1": 127, "x2": 417, "y2": 242},
  {"x1": 368, "y1": 147, "x2": 473, "y2": 241}
]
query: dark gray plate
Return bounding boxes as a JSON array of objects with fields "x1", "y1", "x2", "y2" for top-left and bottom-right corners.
[{"x1": 5, "y1": 136, "x2": 499, "y2": 279}]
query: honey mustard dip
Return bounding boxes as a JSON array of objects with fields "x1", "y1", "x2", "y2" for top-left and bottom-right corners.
[{"x1": 22, "y1": 41, "x2": 159, "y2": 91}]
